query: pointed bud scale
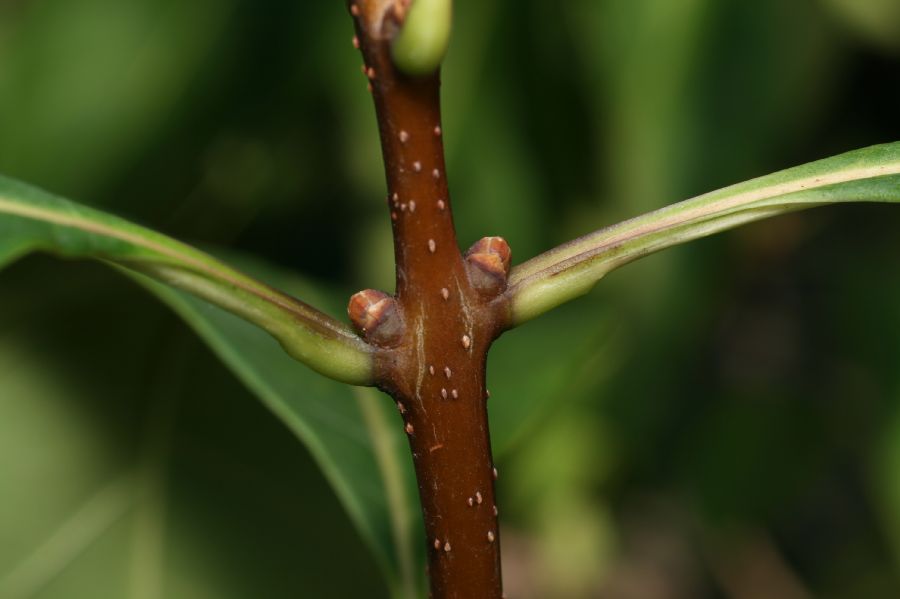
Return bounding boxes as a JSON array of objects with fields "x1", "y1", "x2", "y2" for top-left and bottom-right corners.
[
  {"x1": 347, "y1": 289, "x2": 405, "y2": 347},
  {"x1": 467, "y1": 236, "x2": 511, "y2": 270},
  {"x1": 465, "y1": 236, "x2": 512, "y2": 294}
]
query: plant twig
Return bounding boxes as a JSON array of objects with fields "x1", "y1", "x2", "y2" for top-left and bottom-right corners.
[{"x1": 348, "y1": 1, "x2": 508, "y2": 596}]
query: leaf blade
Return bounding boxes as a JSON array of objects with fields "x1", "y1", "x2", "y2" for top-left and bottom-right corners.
[
  {"x1": 508, "y1": 142, "x2": 900, "y2": 324},
  {"x1": 0, "y1": 177, "x2": 419, "y2": 586},
  {"x1": 122, "y1": 265, "x2": 420, "y2": 592},
  {"x1": 0, "y1": 174, "x2": 373, "y2": 385}
]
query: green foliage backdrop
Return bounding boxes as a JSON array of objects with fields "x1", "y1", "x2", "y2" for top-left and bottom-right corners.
[{"x1": 1, "y1": 1, "x2": 899, "y2": 597}]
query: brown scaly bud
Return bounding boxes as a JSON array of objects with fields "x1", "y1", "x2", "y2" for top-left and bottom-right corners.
[
  {"x1": 347, "y1": 289, "x2": 405, "y2": 347},
  {"x1": 465, "y1": 236, "x2": 512, "y2": 295}
]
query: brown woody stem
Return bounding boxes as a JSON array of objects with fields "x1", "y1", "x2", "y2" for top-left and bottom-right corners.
[{"x1": 349, "y1": 2, "x2": 508, "y2": 597}]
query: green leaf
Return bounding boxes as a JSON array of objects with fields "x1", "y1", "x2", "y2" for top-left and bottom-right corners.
[
  {"x1": 507, "y1": 142, "x2": 900, "y2": 325},
  {"x1": 0, "y1": 174, "x2": 373, "y2": 385},
  {"x1": 125, "y1": 267, "x2": 421, "y2": 596},
  {"x1": 0, "y1": 245, "x2": 420, "y2": 595},
  {"x1": 0, "y1": 176, "x2": 419, "y2": 590}
]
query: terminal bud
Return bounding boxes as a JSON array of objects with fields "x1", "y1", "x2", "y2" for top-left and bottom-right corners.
[
  {"x1": 465, "y1": 236, "x2": 511, "y2": 294},
  {"x1": 348, "y1": 289, "x2": 405, "y2": 347}
]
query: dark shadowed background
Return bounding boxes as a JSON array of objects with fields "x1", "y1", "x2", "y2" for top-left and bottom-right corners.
[{"x1": 1, "y1": 1, "x2": 900, "y2": 597}]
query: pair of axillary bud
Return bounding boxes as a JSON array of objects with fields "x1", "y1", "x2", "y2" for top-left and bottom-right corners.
[{"x1": 347, "y1": 237, "x2": 511, "y2": 346}]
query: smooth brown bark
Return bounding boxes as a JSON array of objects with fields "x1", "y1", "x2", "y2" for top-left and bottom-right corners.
[{"x1": 349, "y1": 2, "x2": 509, "y2": 597}]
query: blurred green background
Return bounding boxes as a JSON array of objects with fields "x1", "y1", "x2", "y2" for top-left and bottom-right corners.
[{"x1": 2, "y1": 0, "x2": 900, "y2": 597}]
